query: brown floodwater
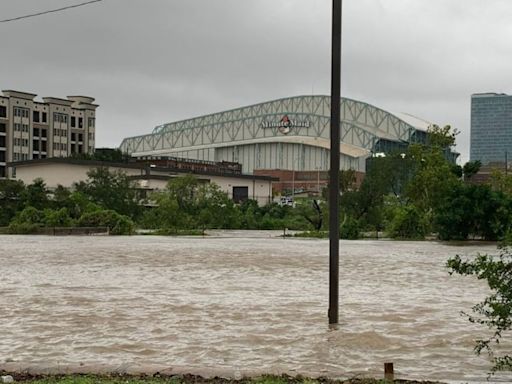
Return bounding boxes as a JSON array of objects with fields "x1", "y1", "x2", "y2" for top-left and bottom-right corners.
[{"x1": 0, "y1": 233, "x2": 510, "y2": 383}]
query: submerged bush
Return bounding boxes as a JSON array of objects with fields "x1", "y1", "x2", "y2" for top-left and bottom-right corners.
[{"x1": 78, "y1": 210, "x2": 135, "y2": 235}]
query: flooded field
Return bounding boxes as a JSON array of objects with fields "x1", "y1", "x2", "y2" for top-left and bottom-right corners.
[{"x1": 0, "y1": 233, "x2": 510, "y2": 382}]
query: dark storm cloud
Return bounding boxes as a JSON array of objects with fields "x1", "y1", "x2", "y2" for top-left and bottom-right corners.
[{"x1": 1, "y1": 0, "x2": 511, "y2": 162}]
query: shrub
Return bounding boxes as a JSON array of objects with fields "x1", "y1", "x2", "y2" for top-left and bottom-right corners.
[
  {"x1": 7, "y1": 222, "x2": 40, "y2": 234},
  {"x1": 340, "y1": 216, "x2": 360, "y2": 240},
  {"x1": 43, "y1": 208, "x2": 74, "y2": 227},
  {"x1": 78, "y1": 209, "x2": 135, "y2": 235},
  {"x1": 388, "y1": 205, "x2": 428, "y2": 240}
]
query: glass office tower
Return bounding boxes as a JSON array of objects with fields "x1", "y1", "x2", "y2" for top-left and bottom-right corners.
[{"x1": 470, "y1": 93, "x2": 512, "y2": 165}]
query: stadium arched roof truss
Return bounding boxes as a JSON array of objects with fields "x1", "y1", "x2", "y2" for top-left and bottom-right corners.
[{"x1": 119, "y1": 95, "x2": 430, "y2": 173}]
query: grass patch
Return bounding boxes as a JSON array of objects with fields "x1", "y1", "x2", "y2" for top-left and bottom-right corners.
[{"x1": 2, "y1": 375, "x2": 441, "y2": 384}]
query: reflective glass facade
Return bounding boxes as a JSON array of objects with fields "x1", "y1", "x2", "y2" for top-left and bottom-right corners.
[{"x1": 470, "y1": 93, "x2": 512, "y2": 165}]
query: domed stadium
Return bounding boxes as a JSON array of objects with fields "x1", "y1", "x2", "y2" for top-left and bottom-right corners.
[{"x1": 119, "y1": 95, "x2": 432, "y2": 174}]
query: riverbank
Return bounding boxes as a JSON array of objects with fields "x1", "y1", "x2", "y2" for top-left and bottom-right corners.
[{"x1": 0, "y1": 370, "x2": 443, "y2": 384}]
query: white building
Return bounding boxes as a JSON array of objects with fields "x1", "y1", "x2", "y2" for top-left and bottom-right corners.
[{"x1": 11, "y1": 158, "x2": 275, "y2": 206}]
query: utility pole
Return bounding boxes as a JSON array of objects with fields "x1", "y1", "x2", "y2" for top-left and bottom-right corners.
[{"x1": 329, "y1": 0, "x2": 342, "y2": 325}]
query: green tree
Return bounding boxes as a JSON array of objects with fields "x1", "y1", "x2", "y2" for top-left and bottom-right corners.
[
  {"x1": 294, "y1": 199, "x2": 323, "y2": 231},
  {"x1": 75, "y1": 167, "x2": 141, "y2": 219},
  {"x1": 405, "y1": 125, "x2": 460, "y2": 229},
  {"x1": 340, "y1": 216, "x2": 360, "y2": 239},
  {"x1": 194, "y1": 182, "x2": 240, "y2": 230},
  {"x1": 0, "y1": 179, "x2": 25, "y2": 226},
  {"x1": 387, "y1": 204, "x2": 428, "y2": 240},
  {"x1": 144, "y1": 175, "x2": 240, "y2": 231},
  {"x1": 435, "y1": 184, "x2": 512, "y2": 241},
  {"x1": 448, "y1": 248, "x2": 512, "y2": 373},
  {"x1": 463, "y1": 160, "x2": 482, "y2": 182},
  {"x1": 43, "y1": 208, "x2": 73, "y2": 227},
  {"x1": 489, "y1": 169, "x2": 512, "y2": 195},
  {"x1": 7, "y1": 206, "x2": 44, "y2": 234},
  {"x1": 20, "y1": 178, "x2": 50, "y2": 211}
]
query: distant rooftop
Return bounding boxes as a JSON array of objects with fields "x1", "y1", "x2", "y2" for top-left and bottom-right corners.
[
  {"x1": 472, "y1": 92, "x2": 510, "y2": 98},
  {"x1": 1, "y1": 90, "x2": 97, "y2": 109}
]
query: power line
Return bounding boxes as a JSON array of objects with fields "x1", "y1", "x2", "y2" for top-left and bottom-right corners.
[{"x1": 0, "y1": 0, "x2": 103, "y2": 23}]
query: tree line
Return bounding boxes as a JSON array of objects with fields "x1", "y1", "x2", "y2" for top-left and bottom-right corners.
[{"x1": 2, "y1": 125, "x2": 512, "y2": 240}]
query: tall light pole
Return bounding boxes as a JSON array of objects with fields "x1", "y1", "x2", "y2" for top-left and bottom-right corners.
[{"x1": 329, "y1": 0, "x2": 342, "y2": 325}]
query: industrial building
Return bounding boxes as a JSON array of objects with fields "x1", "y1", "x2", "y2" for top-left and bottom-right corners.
[
  {"x1": 0, "y1": 90, "x2": 98, "y2": 179},
  {"x1": 11, "y1": 158, "x2": 275, "y2": 206},
  {"x1": 119, "y1": 95, "x2": 432, "y2": 176},
  {"x1": 470, "y1": 92, "x2": 512, "y2": 166}
]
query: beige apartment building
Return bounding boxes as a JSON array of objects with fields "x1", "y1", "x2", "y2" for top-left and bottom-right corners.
[{"x1": 0, "y1": 90, "x2": 98, "y2": 178}]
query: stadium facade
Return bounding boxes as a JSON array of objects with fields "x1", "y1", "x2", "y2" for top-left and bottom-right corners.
[{"x1": 119, "y1": 95, "x2": 432, "y2": 174}]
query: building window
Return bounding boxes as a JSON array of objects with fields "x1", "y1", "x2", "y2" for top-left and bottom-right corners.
[
  {"x1": 78, "y1": 117, "x2": 83, "y2": 129},
  {"x1": 0, "y1": 136, "x2": 5, "y2": 147},
  {"x1": 78, "y1": 133, "x2": 83, "y2": 142},
  {"x1": 53, "y1": 113, "x2": 68, "y2": 124},
  {"x1": 15, "y1": 107, "x2": 29, "y2": 118},
  {"x1": 42, "y1": 112, "x2": 47, "y2": 123},
  {"x1": 33, "y1": 111, "x2": 40, "y2": 123},
  {"x1": 41, "y1": 129, "x2": 47, "y2": 138},
  {"x1": 71, "y1": 116, "x2": 76, "y2": 127},
  {"x1": 33, "y1": 140, "x2": 39, "y2": 151},
  {"x1": 88, "y1": 117, "x2": 95, "y2": 128},
  {"x1": 33, "y1": 128, "x2": 40, "y2": 137},
  {"x1": 0, "y1": 123, "x2": 5, "y2": 133},
  {"x1": 41, "y1": 141, "x2": 47, "y2": 152},
  {"x1": 0, "y1": 166, "x2": 5, "y2": 178},
  {"x1": 71, "y1": 132, "x2": 76, "y2": 141},
  {"x1": 0, "y1": 106, "x2": 6, "y2": 118},
  {"x1": 232, "y1": 186, "x2": 249, "y2": 203}
]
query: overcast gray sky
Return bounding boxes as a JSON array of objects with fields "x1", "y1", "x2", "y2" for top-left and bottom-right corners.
[{"x1": 1, "y1": 0, "x2": 511, "y2": 163}]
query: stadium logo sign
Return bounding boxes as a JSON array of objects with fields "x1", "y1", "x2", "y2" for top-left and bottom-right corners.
[{"x1": 261, "y1": 115, "x2": 310, "y2": 134}]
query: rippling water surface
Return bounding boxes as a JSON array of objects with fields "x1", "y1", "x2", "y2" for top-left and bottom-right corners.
[{"x1": 1, "y1": 233, "x2": 511, "y2": 382}]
